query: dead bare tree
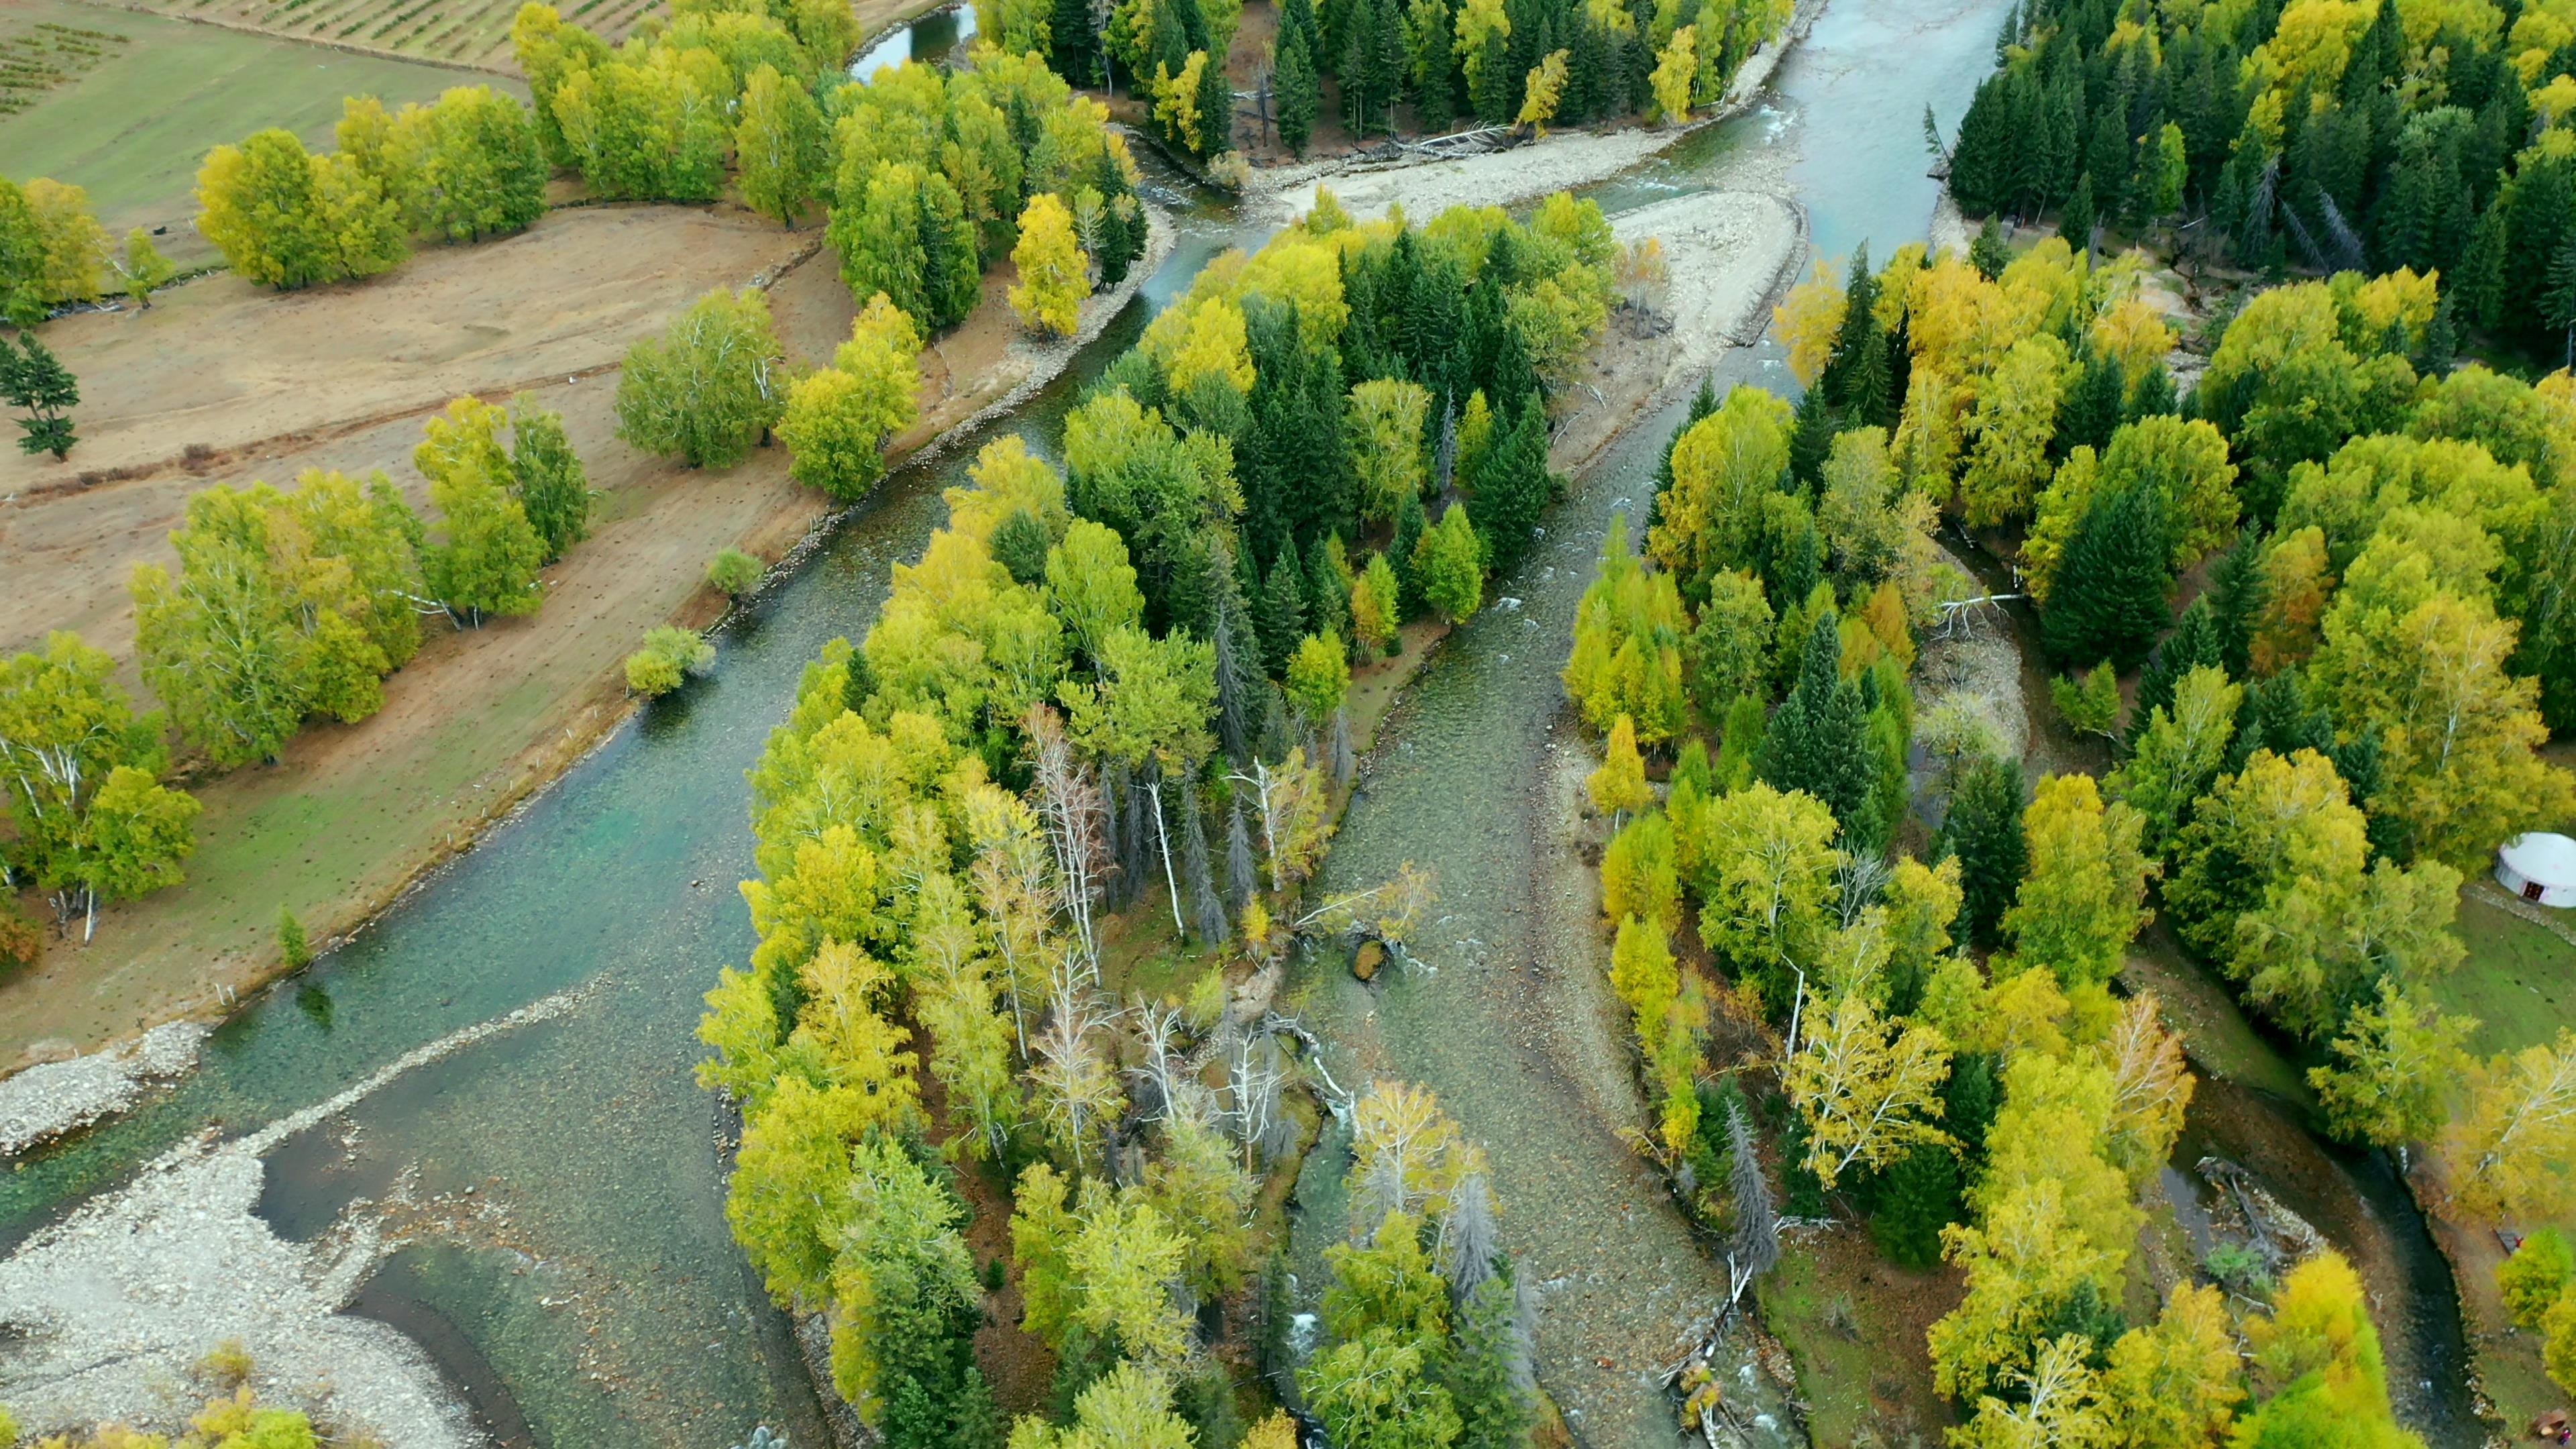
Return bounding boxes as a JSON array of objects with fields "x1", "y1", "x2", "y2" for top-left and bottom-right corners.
[
  {"x1": 1724, "y1": 1103, "x2": 1779, "y2": 1311},
  {"x1": 1025, "y1": 703, "x2": 1107, "y2": 969}
]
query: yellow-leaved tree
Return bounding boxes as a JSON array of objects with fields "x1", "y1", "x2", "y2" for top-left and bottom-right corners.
[
  {"x1": 1518, "y1": 48, "x2": 1570, "y2": 132},
  {"x1": 1010, "y1": 191, "x2": 1090, "y2": 337},
  {"x1": 1650, "y1": 23, "x2": 1698, "y2": 123},
  {"x1": 779, "y1": 292, "x2": 922, "y2": 502}
]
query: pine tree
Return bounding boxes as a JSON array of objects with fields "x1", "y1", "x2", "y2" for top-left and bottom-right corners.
[
  {"x1": 3, "y1": 333, "x2": 78, "y2": 460},
  {"x1": 1197, "y1": 43, "x2": 1235, "y2": 156},
  {"x1": 1391, "y1": 491, "x2": 1427, "y2": 614},
  {"x1": 1970, "y1": 215, "x2": 2009, "y2": 279},
  {"x1": 1870, "y1": 1142, "x2": 1960, "y2": 1271},
  {"x1": 2204, "y1": 527, "x2": 2262, "y2": 678},
  {"x1": 2546, "y1": 234, "x2": 2576, "y2": 370},
  {"x1": 2042, "y1": 484, "x2": 2170, "y2": 672},
  {"x1": 1260, "y1": 548, "x2": 1307, "y2": 676},
  {"x1": 1275, "y1": 23, "x2": 1320, "y2": 157},
  {"x1": 1941, "y1": 753, "x2": 2025, "y2": 949},
  {"x1": 1446, "y1": 1272, "x2": 1535, "y2": 1449},
  {"x1": 2059, "y1": 169, "x2": 2096, "y2": 248},
  {"x1": 2053, "y1": 347, "x2": 2123, "y2": 455},
  {"x1": 1757, "y1": 611, "x2": 1878, "y2": 839},
  {"x1": 2129, "y1": 594, "x2": 2222, "y2": 738},
  {"x1": 1468, "y1": 399, "x2": 1550, "y2": 574},
  {"x1": 1823, "y1": 244, "x2": 1878, "y2": 401},
  {"x1": 1788, "y1": 380, "x2": 1833, "y2": 492},
  {"x1": 1051, "y1": 0, "x2": 1099, "y2": 82}
]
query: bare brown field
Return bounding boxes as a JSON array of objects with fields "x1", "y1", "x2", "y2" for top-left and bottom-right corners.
[{"x1": 0, "y1": 195, "x2": 1121, "y2": 1065}]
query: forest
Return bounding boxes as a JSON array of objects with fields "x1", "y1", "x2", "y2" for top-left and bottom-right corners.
[{"x1": 693, "y1": 191, "x2": 1646, "y2": 1446}]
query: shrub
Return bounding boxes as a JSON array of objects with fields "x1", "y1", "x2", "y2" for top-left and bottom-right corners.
[
  {"x1": 197, "y1": 1337, "x2": 254, "y2": 1388},
  {"x1": 0, "y1": 895, "x2": 41, "y2": 975},
  {"x1": 276, "y1": 906, "x2": 311, "y2": 968},
  {"x1": 2500, "y1": 1227, "x2": 2573, "y2": 1330},
  {"x1": 626, "y1": 626, "x2": 714, "y2": 696},
  {"x1": 706, "y1": 547, "x2": 764, "y2": 598}
]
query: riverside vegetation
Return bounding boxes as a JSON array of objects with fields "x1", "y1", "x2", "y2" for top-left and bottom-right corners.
[
  {"x1": 1566, "y1": 190, "x2": 2576, "y2": 1434},
  {"x1": 693, "y1": 190, "x2": 1648, "y2": 1446},
  {"x1": 0, "y1": 16, "x2": 1148, "y2": 972}
]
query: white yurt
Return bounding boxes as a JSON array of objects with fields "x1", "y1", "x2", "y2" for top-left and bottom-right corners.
[{"x1": 2495, "y1": 833, "x2": 2576, "y2": 907}]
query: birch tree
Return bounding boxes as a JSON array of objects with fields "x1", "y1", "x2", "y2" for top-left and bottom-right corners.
[
  {"x1": 1781, "y1": 988, "x2": 1951, "y2": 1190},
  {"x1": 2444, "y1": 1029, "x2": 2576, "y2": 1221}
]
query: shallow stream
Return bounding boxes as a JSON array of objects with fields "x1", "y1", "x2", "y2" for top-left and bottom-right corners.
[{"x1": 1, "y1": 1, "x2": 2479, "y2": 1444}]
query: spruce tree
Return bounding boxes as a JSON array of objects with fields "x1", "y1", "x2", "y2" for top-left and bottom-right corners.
[
  {"x1": 1970, "y1": 215, "x2": 2010, "y2": 279},
  {"x1": 2059, "y1": 169, "x2": 2096, "y2": 248},
  {"x1": 1821, "y1": 242, "x2": 1876, "y2": 405},
  {"x1": 1941, "y1": 753, "x2": 2025, "y2": 949},
  {"x1": 1869, "y1": 1143, "x2": 1960, "y2": 1271},
  {"x1": 1468, "y1": 399, "x2": 1550, "y2": 574},
  {"x1": 1275, "y1": 23, "x2": 1320, "y2": 157},
  {"x1": 1049, "y1": 0, "x2": 1098, "y2": 83},
  {"x1": 2204, "y1": 527, "x2": 2263, "y2": 678},
  {"x1": 2546, "y1": 234, "x2": 2576, "y2": 370},
  {"x1": 1757, "y1": 611, "x2": 1878, "y2": 840},
  {"x1": 2130, "y1": 594, "x2": 2223, "y2": 737},
  {"x1": 1788, "y1": 380, "x2": 1833, "y2": 492},
  {"x1": 1843, "y1": 324, "x2": 1893, "y2": 432},
  {"x1": 1305, "y1": 532, "x2": 1349, "y2": 640},
  {"x1": 2042, "y1": 484, "x2": 2171, "y2": 671},
  {"x1": 2053, "y1": 347, "x2": 2124, "y2": 456},
  {"x1": 1391, "y1": 491, "x2": 1427, "y2": 614},
  {"x1": 1260, "y1": 548, "x2": 1307, "y2": 677},
  {"x1": 1447, "y1": 1272, "x2": 1536, "y2": 1449},
  {"x1": 1197, "y1": 45, "x2": 1235, "y2": 156},
  {"x1": 3, "y1": 333, "x2": 78, "y2": 460}
]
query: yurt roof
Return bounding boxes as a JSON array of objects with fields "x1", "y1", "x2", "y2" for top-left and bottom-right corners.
[{"x1": 2498, "y1": 832, "x2": 2576, "y2": 885}]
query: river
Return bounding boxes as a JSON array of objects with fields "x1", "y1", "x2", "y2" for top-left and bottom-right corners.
[{"x1": 0, "y1": 0, "x2": 2474, "y2": 1443}]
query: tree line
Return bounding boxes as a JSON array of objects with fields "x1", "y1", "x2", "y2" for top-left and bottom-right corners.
[
  {"x1": 987, "y1": 0, "x2": 1791, "y2": 164},
  {"x1": 694, "y1": 189, "x2": 1629, "y2": 1447},
  {"x1": 129, "y1": 397, "x2": 586, "y2": 769},
  {"x1": 3, "y1": 396, "x2": 590, "y2": 940},
  {"x1": 195, "y1": 83, "x2": 546, "y2": 289},
  {"x1": 0, "y1": 175, "x2": 177, "y2": 323},
  {"x1": 1567, "y1": 225, "x2": 2576, "y2": 1441},
  {"x1": 1944, "y1": 0, "x2": 2576, "y2": 362}
]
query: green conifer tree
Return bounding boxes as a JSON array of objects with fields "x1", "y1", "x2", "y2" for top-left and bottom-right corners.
[
  {"x1": 1260, "y1": 547, "x2": 1307, "y2": 676},
  {"x1": 2041, "y1": 484, "x2": 2170, "y2": 671},
  {"x1": 1869, "y1": 1142, "x2": 1960, "y2": 1271},
  {"x1": 1940, "y1": 753, "x2": 2025, "y2": 948},
  {"x1": 1757, "y1": 611, "x2": 1878, "y2": 839}
]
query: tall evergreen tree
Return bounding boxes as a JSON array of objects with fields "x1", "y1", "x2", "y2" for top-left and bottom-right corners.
[
  {"x1": 1260, "y1": 548, "x2": 1307, "y2": 676},
  {"x1": 1869, "y1": 1142, "x2": 1961, "y2": 1271},
  {"x1": 1446, "y1": 1272, "x2": 1536, "y2": 1449},
  {"x1": 1940, "y1": 753, "x2": 2025, "y2": 948},
  {"x1": 2129, "y1": 594, "x2": 2224, "y2": 737},
  {"x1": 1757, "y1": 611, "x2": 1878, "y2": 839},
  {"x1": 1468, "y1": 398, "x2": 1550, "y2": 574},
  {"x1": 2, "y1": 333, "x2": 78, "y2": 460},
  {"x1": 1275, "y1": 23, "x2": 1320, "y2": 157},
  {"x1": 2042, "y1": 484, "x2": 2171, "y2": 671}
]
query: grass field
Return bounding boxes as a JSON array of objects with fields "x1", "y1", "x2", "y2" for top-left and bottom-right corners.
[
  {"x1": 0, "y1": 0, "x2": 506, "y2": 258},
  {"x1": 2441, "y1": 894, "x2": 2576, "y2": 1056},
  {"x1": 119, "y1": 0, "x2": 667, "y2": 70}
]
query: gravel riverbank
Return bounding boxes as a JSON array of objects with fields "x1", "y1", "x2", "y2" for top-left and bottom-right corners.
[{"x1": 0, "y1": 987, "x2": 591, "y2": 1445}]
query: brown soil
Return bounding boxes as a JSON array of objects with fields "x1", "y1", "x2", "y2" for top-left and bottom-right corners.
[{"x1": 0, "y1": 197, "x2": 1105, "y2": 1068}]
